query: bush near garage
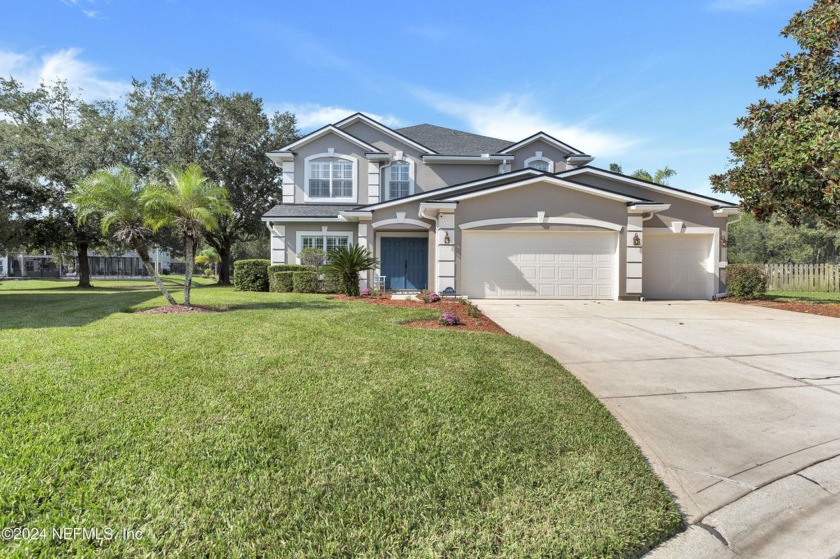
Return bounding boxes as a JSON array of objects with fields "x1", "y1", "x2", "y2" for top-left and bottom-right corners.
[{"x1": 727, "y1": 263, "x2": 768, "y2": 299}]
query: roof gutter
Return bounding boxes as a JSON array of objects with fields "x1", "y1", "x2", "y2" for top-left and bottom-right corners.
[{"x1": 422, "y1": 154, "x2": 514, "y2": 165}]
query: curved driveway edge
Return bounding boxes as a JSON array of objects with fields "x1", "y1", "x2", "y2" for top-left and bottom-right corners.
[{"x1": 477, "y1": 300, "x2": 840, "y2": 558}]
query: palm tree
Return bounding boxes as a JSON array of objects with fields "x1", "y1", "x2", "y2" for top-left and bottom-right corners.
[
  {"x1": 70, "y1": 165, "x2": 178, "y2": 305},
  {"x1": 323, "y1": 244, "x2": 378, "y2": 296},
  {"x1": 195, "y1": 246, "x2": 220, "y2": 276},
  {"x1": 609, "y1": 163, "x2": 677, "y2": 185},
  {"x1": 143, "y1": 164, "x2": 231, "y2": 306}
]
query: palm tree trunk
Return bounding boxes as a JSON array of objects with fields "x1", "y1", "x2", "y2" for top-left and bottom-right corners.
[
  {"x1": 183, "y1": 238, "x2": 195, "y2": 306},
  {"x1": 135, "y1": 244, "x2": 178, "y2": 305}
]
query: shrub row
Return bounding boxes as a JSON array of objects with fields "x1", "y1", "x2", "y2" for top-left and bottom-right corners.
[
  {"x1": 233, "y1": 259, "x2": 270, "y2": 292},
  {"x1": 234, "y1": 259, "x2": 342, "y2": 294},
  {"x1": 268, "y1": 264, "x2": 312, "y2": 292}
]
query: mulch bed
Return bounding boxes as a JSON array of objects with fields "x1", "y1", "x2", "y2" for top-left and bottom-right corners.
[
  {"x1": 330, "y1": 294, "x2": 508, "y2": 334},
  {"x1": 137, "y1": 305, "x2": 230, "y2": 315},
  {"x1": 733, "y1": 299, "x2": 840, "y2": 318}
]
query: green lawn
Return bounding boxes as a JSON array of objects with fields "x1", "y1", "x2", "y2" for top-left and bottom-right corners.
[
  {"x1": 0, "y1": 280, "x2": 681, "y2": 557},
  {"x1": 765, "y1": 290, "x2": 840, "y2": 304}
]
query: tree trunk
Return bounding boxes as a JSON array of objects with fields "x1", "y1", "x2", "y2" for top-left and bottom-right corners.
[
  {"x1": 135, "y1": 243, "x2": 178, "y2": 305},
  {"x1": 76, "y1": 240, "x2": 92, "y2": 288},
  {"x1": 217, "y1": 244, "x2": 232, "y2": 285},
  {"x1": 183, "y1": 238, "x2": 196, "y2": 306}
]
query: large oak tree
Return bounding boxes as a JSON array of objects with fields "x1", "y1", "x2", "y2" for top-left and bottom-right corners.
[
  {"x1": 0, "y1": 78, "x2": 125, "y2": 287},
  {"x1": 711, "y1": 0, "x2": 840, "y2": 227}
]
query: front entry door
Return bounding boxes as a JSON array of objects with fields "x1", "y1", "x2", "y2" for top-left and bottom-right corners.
[{"x1": 380, "y1": 237, "x2": 428, "y2": 290}]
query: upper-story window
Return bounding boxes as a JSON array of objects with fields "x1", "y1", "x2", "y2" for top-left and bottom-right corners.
[
  {"x1": 384, "y1": 156, "x2": 414, "y2": 201},
  {"x1": 524, "y1": 151, "x2": 554, "y2": 173},
  {"x1": 305, "y1": 153, "x2": 356, "y2": 201},
  {"x1": 388, "y1": 162, "x2": 410, "y2": 199}
]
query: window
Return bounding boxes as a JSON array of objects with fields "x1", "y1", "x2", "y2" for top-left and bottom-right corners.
[
  {"x1": 528, "y1": 160, "x2": 550, "y2": 171},
  {"x1": 388, "y1": 162, "x2": 410, "y2": 200},
  {"x1": 524, "y1": 152, "x2": 554, "y2": 173},
  {"x1": 299, "y1": 232, "x2": 352, "y2": 262},
  {"x1": 305, "y1": 155, "x2": 355, "y2": 200}
]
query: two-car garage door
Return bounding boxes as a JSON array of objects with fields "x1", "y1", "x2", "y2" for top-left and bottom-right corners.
[{"x1": 461, "y1": 231, "x2": 617, "y2": 299}]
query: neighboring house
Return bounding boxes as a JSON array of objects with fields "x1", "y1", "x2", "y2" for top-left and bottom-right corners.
[
  {"x1": 2, "y1": 249, "x2": 173, "y2": 278},
  {"x1": 261, "y1": 113, "x2": 739, "y2": 300}
]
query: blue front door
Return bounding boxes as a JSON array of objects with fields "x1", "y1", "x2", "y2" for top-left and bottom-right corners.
[{"x1": 380, "y1": 237, "x2": 428, "y2": 290}]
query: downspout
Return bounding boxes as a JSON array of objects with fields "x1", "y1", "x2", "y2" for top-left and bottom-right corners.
[{"x1": 715, "y1": 213, "x2": 744, "y2": 299}]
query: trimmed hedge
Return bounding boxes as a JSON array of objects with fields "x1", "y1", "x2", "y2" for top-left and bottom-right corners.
[
  {"x1": 319, "y1": 271, "x2": 343, "y2": 294},
  {"x1": 272, "y1": 271, "x2": 295, "y2": 293},
  {"x1": 233, "y1": 259, "x2": 271, "y2": 292},
  {"x1": 269, "y1": 264, "x2": 312, "y2": 292},
  {"x1": 292, "y1": 271, "x2": 318, "y2": 293},
  {"x1": 727, "y1": 263, "x2": 768, "y2": 299}
]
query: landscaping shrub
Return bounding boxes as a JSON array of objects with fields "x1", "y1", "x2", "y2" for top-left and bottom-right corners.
[
  {"x1": 360, "y1": 288, "x2": 372, "y2": 297},
  {"x1": 268, "y1": 264, "x2": 311, "y2": 291},
  {"x1": 299, "y1": 247, "x2": 327, "y2": 266},
  {"x1": 292, "y1": 271, "x2": 318, "y2": 293},
  {"x1": 323, "y1": 244, "x2": 378, "y2": 297},
  {"x1": 439, "y1": 311, "x2": 461, "y2": 326},
  {"x1": 727, "y1": 263, "x2": 768, "y2": 299},
  {"x1": 233, "y1": 259, "x2": 270, "y2": 292},
  {"x1": 319, "y1": 271, "x2": 343, "y2": 293},
  {"x1": 273, "y1": 271, "x2": 294, "y2": 293},
  {"x1": 460, "y1": 298, "x2": 480, "y2": 317}
]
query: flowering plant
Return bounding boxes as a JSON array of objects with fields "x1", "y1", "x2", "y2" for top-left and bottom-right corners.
[
  {"x1": 438, "y1": 311, "x2": 460, "y2": 326},
  {"x1": 359, "y1": 288, "x2": 372, "y2": 297},
  {"x1": 424, "y1": 292, "x2": 441, "y2": 303}
]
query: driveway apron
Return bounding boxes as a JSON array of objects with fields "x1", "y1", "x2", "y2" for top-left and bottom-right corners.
[{"x1": 478, "y1": 300, "x2": 840, "y2": 558}]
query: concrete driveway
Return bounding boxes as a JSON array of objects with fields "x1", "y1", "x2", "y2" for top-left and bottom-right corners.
[{"x1": 477, "y1": 300, "x2": 840, "y2": 558}]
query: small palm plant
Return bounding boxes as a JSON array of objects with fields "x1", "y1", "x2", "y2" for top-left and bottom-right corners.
[
  {"x1": 70, "y1": 165, "x2": 178, "y2": 305},
  {"x1": 323, "y1": 244, "x2": 378, "y2": 296},
  {"x1": 195, "y1": 246, "x2": 220, "y2": 277},
  {"x1": 143, "y1": 164, "x2": 231, "y2": 306}
]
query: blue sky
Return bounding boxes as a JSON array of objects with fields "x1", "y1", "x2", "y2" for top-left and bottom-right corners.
[{"x1": 0, "y1": 0, "x2": 809, "y2": 197}]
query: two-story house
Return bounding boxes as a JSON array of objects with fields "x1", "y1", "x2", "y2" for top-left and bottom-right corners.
[{"x1": 261, "y1": 113, "x2": 739, "y2": 300}]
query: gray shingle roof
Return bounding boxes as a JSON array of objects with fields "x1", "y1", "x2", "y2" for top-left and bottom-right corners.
[
  {"x1": 395, "y1": 124, "x2": 512, "y2": 156},
  {"x1": 262, "y1": 204, "x2": 359, "y2": 218}
]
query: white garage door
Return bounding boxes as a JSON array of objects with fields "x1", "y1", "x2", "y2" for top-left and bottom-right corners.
[
  {"x1": 461, "y1": 231, "x2": 617, "y2": 299},
  {"x1": 644, "y1": 234, "x2": 714, "y2": 299}
]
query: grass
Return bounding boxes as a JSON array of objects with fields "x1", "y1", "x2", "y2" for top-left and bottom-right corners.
[
  {"x1": 764, "y1": 291, "x2": 840, "y2": 304},
  {"x1": 0, "y1": 279, "x2": 681, "y2": 557}
]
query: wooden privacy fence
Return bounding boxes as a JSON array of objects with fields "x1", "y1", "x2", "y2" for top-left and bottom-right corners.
[{"x1": 764, "y1": 264, "x2": 840, "y2": 292}]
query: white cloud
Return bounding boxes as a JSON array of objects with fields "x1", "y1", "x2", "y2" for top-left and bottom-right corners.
[
  {"x1": 82, "y1": 9, "x2": 102, "y2": 19},
  {"x1": 410, "y1": 88, "x2": 642, "y2": 158},
  {"x1": 0, "y1": 48, "x2": 129, "y2": 100},
  {"x1": 268, "y1": 103, "x2": 404, "y2": 130}
]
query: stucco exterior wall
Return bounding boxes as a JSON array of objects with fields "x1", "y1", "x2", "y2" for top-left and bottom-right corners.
[
  {"x1": 507, "y1": 140, "x2": 570, "y2": 172},
  {"x1": 290, "y1": 135, "x2": 370, "y2": 205},
  {"x1": 569, "y1": 173, "x2": 728, "y2": 230}
]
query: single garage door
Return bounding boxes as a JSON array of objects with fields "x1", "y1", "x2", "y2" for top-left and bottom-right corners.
[
  {"x1": 644, "y1": 233, "x2": 714, "y2": 299},
  {"x1": 461, "y1": 231, "x2": 617, "y2": 299}
]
